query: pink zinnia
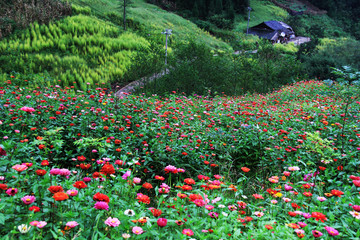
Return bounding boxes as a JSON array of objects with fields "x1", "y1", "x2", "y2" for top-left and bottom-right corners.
[
  {"x1": 122, "y1": 170, "x2": 131, "y2": 180},
  {"x1": 324, "y1": 226, "x2": 339, "y2": 236},
  {"x1": 12, "y1": 164, "x2": 28, "y2": 172},
  {"x1": 94, "y1": 201, "x2": 109, "y2": 211},
  {"x1": 194, "y1": 199, "x2": 206, "y2": 207},
  {"x1": 83, "y1": 177, "x2": 92, "y2": 182},
  {"x1": 157, "y1": 218, "x2": 167, "y2": 227},
  {"x1": 66, "y1": 221, "x2": 79, "y2": 228},
  {"x1": 133, "y1": 177, "x2": 141, "y2": 184},
  {"x1": 132, "y1": 226, "x2": 143, "y2": 235},
  {"x1": 59, "y1": 169, "x2": 71, "y2": 176},
  {"x1": 182, "y1": 229, "x2": 194, "y2": 236},
  {"x1": 312, "y1": 230, "x2": 323, "y2": 238},
  {"x1": 6, "y1": 188, "x2": 18, "y2": 196},
  {"x1": 104, "y1": 217, "x2": 121, "y2": 227},
  {"x1": 352, "y1": 205, "x2": 360, "y2": 212},
  {"x1": 21, "y1": 195, "x2": 36, "y2": 205},
  {"x1": 205, "y1": 205, "x2": 215, "y2": 210},
  {"x1": 37, "y1": 221, "x2": 47, "y2": 228},
  {"x1": 66, "y1": 189, "x2": 78, "y2": 196},
  {"x1": 50, "y1": 168, "x2": 61, "y2": 175}
]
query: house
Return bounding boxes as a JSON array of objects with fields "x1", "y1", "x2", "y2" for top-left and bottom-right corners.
[{"x1": 248, "y1": 21, "x2": 295, "y2": 43}]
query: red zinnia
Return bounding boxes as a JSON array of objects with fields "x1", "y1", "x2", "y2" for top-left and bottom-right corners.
[
  {"x1": 41, "y1": 160, "x2": 49, "y2": 166},
  {"x1": 184, "y1": 178, "x2": 196, "y2": 185},
  {"x1": 331, "y1": 189, "x2": 344, "y2": 197},
  {"x1": 312, "y1": 212, "x2": 327, "y2": 222},
  {"x1": 80, "y1": 163, "x2": 91, "y2": 170},
  {"x1": 48, "y1": 185, "x2": 64, "y2": 194},
  {"x1": 241, "y1": 167, "x2": 250, "y2": 173},
  {"x1": 73, "y1": 181, "x2": 87, "y2": 189},
  {"x1": 136, "y1": 193, "x2": 150, "y2": 204},
  {"x1": 29, "y1": 206, "x2": 40, "y2": 212},
  {"x1": 93, "y1": 192, "x2": 110, "y2": 203},
  {"x1": 100, "y1": 163, "x2": 115, "y2": 176},
  {"x1": 151, "y1": 208, "x2": 162, "y2": 217},
  {"x1": 0, "y1": 184, "x2": 8, "y2": 190},
  {"x1": 53, "y1": 192, "x2": 69, "y2": 201},
  {"x1": 36, "y1": 169, "x2": 47, "y2": 176},
  {"x1": 142, "y1": 182, "x2": 153, "y2": 190}
]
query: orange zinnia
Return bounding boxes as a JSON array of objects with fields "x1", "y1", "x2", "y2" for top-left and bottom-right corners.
[{"x1": 53, "y1": 192, "x2": 69, "y2": 201}]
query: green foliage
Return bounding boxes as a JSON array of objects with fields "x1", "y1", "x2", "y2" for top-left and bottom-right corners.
[
  {"x1": 298, "y1": 38, "x2": 360, "y2": 79},
  {"x1": 137, "y1": 39, "x2": 304, "y2": 96},
  {"x1": 0, "y1": 15, "x2": 150, "y2": 90}
]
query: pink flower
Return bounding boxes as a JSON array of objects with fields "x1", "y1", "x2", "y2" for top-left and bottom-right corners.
[
  {"x1": 352, "y1": 205, "x2": 360, "y2": 212},
  {"x1": 284, "y1": 184, "x2": 293, "y2": 191},
  {"x1": 30, "y1": 221, "x2": 39, "y2": 226},
  {"x1": 164, "y1": 165, "x2": 177, "y2": 173},
  {"x1": 21, "y1": 195, "x2": 36, "y2": 205},
  {"x1": 353, "y1": 180, "x2": 360, "y2": 187},
  {"x1": 194, "y1": 199, "x2": 206, "y2": 207},
  {"x1": 283, "y1": 171, "x2": 291, "y2": 176},
  {"x1": 324, "y1": 226, "x2": 339, "y2": 236},
  {"x1": 133, "y1": 177, "x2": 141, "y2": 184},
  {"x1": 66, "y1": 221, "x2": 79, "y2": 228},
  {"x1": 94, "y1": 201, "x2": 109, "y2": 211},
  {"x1": 50, "y1": 168, "x2": 61, "y2": 175},
  {"x1": 122, "y1": 170, "x2": 131, "y2": 180},
  {"x1": 105, "y1": 217, "x2": 121, "y2": 227},
  {"x1": 83, "y1": 177, "x2": 91, "y2": 182},
  {"x1": 66, "y1": 190, "x2": 78, "y2": 196},
  {"x1": 205, "y1": 205, "x2": 214, "y2": 210},
  {"x1": 182, "y1": 229, "x2": 194, "y2": 236},
  {"x1": 157, "y1": 218, "x2": 167, "y2": 227},
  {"x1": 12, "y1": 164, "x2": 28, "y2": 172},
  {"x1": 37, "y1": 221, "x2": 47, "y2": 228},
  {"x1": 6, "y1": 188, "x2": 18, "y2": 196},
  {"x1": 312, "y1": 230, "x2": 323, "y2": 238},
  {"x1": 132, "y1": 226, "x2": 143, "y2": 235},
  {"x1": 20, "y1": 106, "x2": 35, "y2": 113},
  {"x1": 298, "y1": 222, "x2": 307, "y2": 228},
  {"x1": 208, "y1": 212, "x2": 219, "y2": 218}
]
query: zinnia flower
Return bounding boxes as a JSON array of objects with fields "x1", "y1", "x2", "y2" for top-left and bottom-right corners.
[
  {"x1": 6, "y1": 188, "x2": 18, "y2": 196},
  {"x1": 12, "y1": 164, "x2": 28, "y2": 172},
  {"x1": 29, "y1": 206, "x2": 40, "y2": 212},
  {"x1": 48, "y1": 185, "x2": 63, "y2": 194},
  {"x1": 157, "y1": 218, "x2": 167, "y2": 227},
  {"x1": 21, "y1": 195, "x2": 36, "y2": 205},
  {"x1": 18, "y1": 224, "x2": 31, "y2": 233},
  {"x1": 324, "y1": 226, "x2": 339, "y2": 236},
  {"x1": 93, "y1": 192, "x2": 110, "y2": 203},
  {"x1": 350, "y1": 211, "x2": 360, "y2": 219},
  {"x1": 132, "y1": 226, "x2": 143, "y2": 235},
  {"x1": 53, "y1": 192, "x2": 69, "y2": 201},
  {"x1": 124, "y1": 209, "x2": 135, "y2": 216},
  {"x1": 105, "y1": 217, "x2": 121, "y2": 227},
  {"x1": 182, "y1": 229, "x2": 194, "y2": 236},
  {"x1": 94, "y1": 201, "x2": 109, "y2": 211},
  {"x1": 312, "y1": 230, "x2": 323, "y2": 238},
  {"x1": 66, "y1": 221, "x2": 79, "y2": 228},
  {"x1": 312, "y1": 212, "x2": 327, "y2": 222},
  {"x1": 73, "y1": 181, "x2": 87, "y2": 189}
]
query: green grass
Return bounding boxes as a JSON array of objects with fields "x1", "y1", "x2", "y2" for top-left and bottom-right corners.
[
  {"x1": 234, "y1": 0, "x2": 288, "y2": 33},
  {"x1": 67, "y1": 0, "x2": 233, "y2": 51}
]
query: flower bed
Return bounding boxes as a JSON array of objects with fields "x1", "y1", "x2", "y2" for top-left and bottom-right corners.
[{"x1": 0, "y1": 77, "x2": 359, "y2": 239}]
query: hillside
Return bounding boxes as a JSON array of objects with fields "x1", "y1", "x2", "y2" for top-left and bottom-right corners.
[{"x1": 0, "y1": 0, "x2": 232, "y2": 91}]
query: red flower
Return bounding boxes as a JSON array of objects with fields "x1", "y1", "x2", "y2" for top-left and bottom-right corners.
[
  {"x1": 36, "y1": 169, "x2": 47, "y2": 176},
  {"x1": 100, "y1": 163, "x2": 115, "y2": 176},
  {"x1": 53, "y1": 192, "x2": 69, "y2": 201},
  {"x1": 136, "y1": 193, "x2": 150, "y2": 204},
  {"x1": 241, "y1": 167, "x2": 250, "y2": 173},
  {"x1": 0, "y1": 184, "x2": 8, "y2": 190},
  {"x1": 288, "y1": 211, "x2": 297, "y2": 217},
  {"x1": 331, "y1": 189, "x2": 344, "y2": 197},
  {"x1": 197, "y1": 175, "x2": 210, "y2": 181},
  {"x1": 353, "y1": 180, "x2": 360, "y2": 187},
  {"x1": 142, "y1": 182, "x2": 153, "y2": 190},
  {"x1": 29, "y1": 206, "x2": 40, "y2": 212},
  {"x1": 184, "y1": 178, "x2": 195, "y2": 185},
  {"x1": 291, "y1": 203, "x2": 301, "y2": 210},
  {"x1": 41, "y1": 160, "x2": 49, "y2": 166},
  {"x1": 48, "y1": 185, "x2": 64, "y2": 194},
  {"x1": 155, "y1": 175, "x2": 165, "y2": 181},
  {"x1": 80, "y1": 163, "x2": 91, "y2": 170},
  {"x1": 188, "y1": 194, "x2": 203, "y2": 202},
  {"x1": 77, "y1": 155, "x2": 86, "y2": 161},
  {"x1": 93, "y1": 192, "x2": 110, "y2": 203},
  {"x1": 151, "y1": 208, "x2": 162, "y2": 217},
  {"x1": 181, "y1": 185, "x2": 192, "y2": 191},
  {"x1": 73, "y1": 181, "x2": 87, "y2": 189},
  {"x1": 93, "y1": 172, "x2": 102, "y2": 179},
  {"x1": 265, "y1": 225, "x2": 273, "y2": 230},
  {"x1": 0, "y1": 147, "x2": 7, "y2": 156},
  {"x1": 38, "y1": 144, "x2": 45, "y2": 150},
  {"x1": 303, "y1": 192, "x2": 312, "y2": 197},
  {"x1": 312, "y1": 212, "x2": 327, "y2": 222}
]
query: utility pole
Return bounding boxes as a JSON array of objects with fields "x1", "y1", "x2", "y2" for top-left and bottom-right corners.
[
  {"x1": 246, "y1": 7, "x2": 252, "y2": 35},
  {"x1": 161, "y1": 29, "x2": 172, "y2": 65}
]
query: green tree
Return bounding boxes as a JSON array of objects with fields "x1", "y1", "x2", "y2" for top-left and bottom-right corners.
[{"x1": 118, "y1": 0, "x2": 133, "y2": 31}]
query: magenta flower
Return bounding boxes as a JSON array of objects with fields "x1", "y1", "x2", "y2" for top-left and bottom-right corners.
[
  {"x1": 132, "y1": 226, "x2": 143, "y2": 235},
  {"x1": 21, "y1": 195, "x2": 36, "y2": 205},
  {"x1": 66, "y1": 221, "x2": 79, "y2": 228},
  {"x1": 284, "y1": 184, "x2": 293, "y2": 191},
  {"x1": 94, "y1": 201, "x2": 109, "y2": 211},
  {"x1": 6, "y1": 188, "x2": 18, "y2": 196},
  {"x1": 312, "y1": 230, "x2": 323, "y2": 238},
  {"x1": 324, "y1": 226, "x2": 339, "y2": 236},
  {"x1": 83, "y1": 177, "x2": 92, "y2": 182},
  {"x1": 157, "y1": 218, "x2": 167, "y2": 227},
  {"x1": 208, "y1": 212, "x2": 219, "y2": 218},
  {"x1": 104, "y1": 217, "x2": 121, "y2": 227},
  {"x1": 297, "y1": 222, "x2": 307, "y2": 228},
  {"x1": 122, "y1": 170, "x2": 131, "y2": 180}
]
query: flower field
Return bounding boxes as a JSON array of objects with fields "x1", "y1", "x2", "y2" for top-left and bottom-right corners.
[{"x1": 0, "y1": 77, "x2": 359, "y2": 239}]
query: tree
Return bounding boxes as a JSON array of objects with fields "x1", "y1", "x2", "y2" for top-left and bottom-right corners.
[{"x1": 118, "y1": 0, "x2": 133, "y2": 31}]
